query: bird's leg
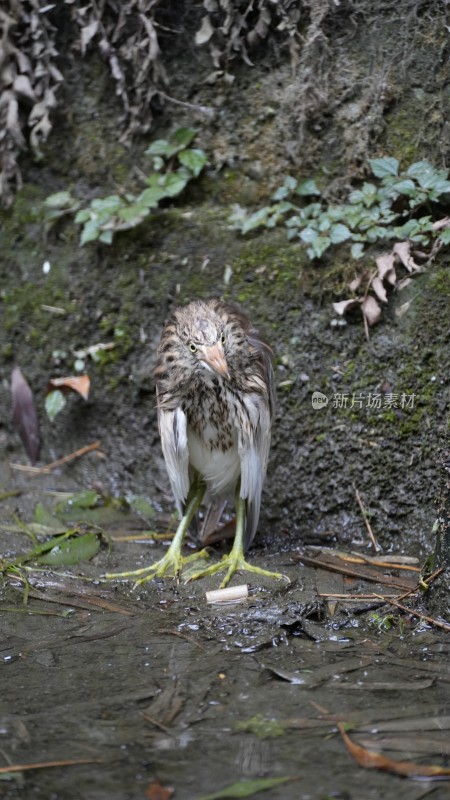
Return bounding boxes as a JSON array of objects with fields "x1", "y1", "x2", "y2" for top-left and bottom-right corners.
[
  {"x1": 104, "y1": 476, "x2": 209, "y2": 585},
  {"x1": 186, "y1": 491, "x2": 290, "y2": 589}
]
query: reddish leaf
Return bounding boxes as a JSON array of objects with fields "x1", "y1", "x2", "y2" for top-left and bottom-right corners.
[
  {"x1": 145, "y1": 782, "x2": 174, "y2": 800},
  {"x1": 11, "y1": 367, "x2": 41, "y2": 464},
  {"x1": 338, "y1": 722, "x2": 450, "y2": 779},
  {"x1": 48, "y1": 375, "x2": 90, "y2": 401}
]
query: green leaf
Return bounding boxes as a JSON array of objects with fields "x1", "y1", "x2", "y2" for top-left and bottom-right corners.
[
  {"x1": 145, "y1": 139, "x2": 177, "y2": 158},
  {"x1": 117, "y1": 205, "x2": 150, "y2": 223},
  {"x1": 127, "y1": 495, "x2": 156, "y2": 519},
  {"x1": 172, "y1": 127, "x2": 197, "y2": 149},
  {"x1": 34, "y1": 503, "x2": 67, "y2": 531},
  {"x1": 45, "y1": 389, "x2": 66, "y2": 422},
  {"x1": 194, "y1": 776, "x2": 294, "y2": 800},
  {"x1": 98, "y1": 229, "x2": 113, "y2": 244},
  {"x1": 65, "y1": 490, "x2": 99, "y2": 509},
  {"x1": 351, "y1": 242, "x2": 365, "y2": 259},
  {"x1": 80, "y1": 220, "x2": 100, "y2": 245},
  {"x1": 152, "y1": 156, "x2": 164, "y2": 171},
  {"x1": 369, "y1": 157, "x2": 399, "y2": 178},
  {"x1": 178, "y1": 148, "x2": 207, "y2": 177},
  {"x1": 329, "y1": 223, "x2": 351, "y2": 243},
  {"x1": 299, "y1": 227, "x2": 318, "y2": 244},
  {"x1": 138, "y1": 186, "x2": 165, "y2": 207},
  {"x1": 90, "y1": 195, "x2": 123, "y2": 213},
  {"x1": 74, "y1": 208, "x2": 92, "y2": 224},
  {"x1": 271, "y1": 185, "x2": 290, "y2": 201},
  {"x1": 296, "y1": 178, "x2": 321, "y2": 196},
  {"x1": 438, "y1": 227, "x2": 450, "y2": 244},
  {"x1": 39, "y1": 533, "x2": 100, "y2": 566},
  {"x1": 44, "y1": 191, "x2": 75, "y2": 208},
  {"x1": 310, "y1": 236, "x2": 331, "y2": 258},
  {"x1": 159, "y1": 171, "x2": 189, "y2": 197},
  {"x1": 387, "y1": 178, "x2": 416, "y2": 196},
  {"x1": 241, "y1": 208, "x2": 270, "y2": 233},
  {"x1": 406, "y1": 160, "x2": 440, "y2": 189}
]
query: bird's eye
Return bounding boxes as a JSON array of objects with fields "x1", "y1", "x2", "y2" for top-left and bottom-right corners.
[
  {"x1": 188, "y1": 342, "x2": 197, "y2": 353},
  {"x1": 220, "y1": 332, "x2": 226, "y2": 345}
]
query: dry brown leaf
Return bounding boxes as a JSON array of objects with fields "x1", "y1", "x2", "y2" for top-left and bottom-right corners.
[
  {"x1": 145, "y1": 782, "x2": 174, "y2": 800},
  {"x1": 371, "y1": 276, "x2": 388, "y2": 303},
  {"x1": 432, "y1": 216, "x2": 450, "y2": 231},
  {"x1": 11, "y1": 367, "x2": 41, "y2": 464},
  {"x1": 376, "y1": 253, "x2": 397, "y2": 285},
  {"x1": 48, "y1": 375, "x2": 90, "y2": 401},
  {"x1": 361, "y1": 295, "x2": 382, "y2": 327},
  {"x1": 393, "y1": 241, "x2": 421, "y2": 272},
  {"x1": 332, "y1": 298, "x2": 362, "y2": 316},
  {"x1": 338, "y1": 722, "x2": 450, "y2": 779},
  {"x1": 196, "y1": 14, "x2": 215, "y2": 45}
]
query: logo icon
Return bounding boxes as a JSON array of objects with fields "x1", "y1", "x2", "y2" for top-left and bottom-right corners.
[{"x1": 312, "y1": 391, "x2": 329, "y2": 410}]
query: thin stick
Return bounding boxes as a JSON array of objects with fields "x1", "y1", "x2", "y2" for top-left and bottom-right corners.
[
  {"x1": 373, "y1": 594, "x2": 450, "y2": 632},
  {"x1": 0, "y1": 758, "x2": 104, "y2": 774},
  {"x1": 10, "y1": 441, "x2": 102, "y2": 475},
  {"x1": 317, "y1": 592, "x2": 398, "y2": 600},
  {"x1": 352, "y1": 482, "x2": 380, "y2": 551}
]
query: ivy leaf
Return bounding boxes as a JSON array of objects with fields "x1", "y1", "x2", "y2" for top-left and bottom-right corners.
[
  {"x1": 438, "y1": 227, "x2": 450, "y2": 244},
  {"x1": 295, "y1": 178, "x2": 321, "y2": 196},
  {"x1": 118, "y1": 205, "x2": 150, "y2": 224},
  {"x1": 172, "y1": 127, "x2": 197, "y2": 149},
  {"x1": 138, "y1": 186, "x2": 166, "y2": 207},
  {"x1": 178, "y1": 148, "x2": 207, "y2": 177},
  {"x1": 369, "y1": 157, "x2": 399, "y2": 178},
  {"x1": 45, "y1": 389, "x2": 66, "y2": 422},
  {"x1": 98, "y1": 229, "x2": 113, "y2": 244},
  {"x1": 299, "y1": 227, "x2": 318, "y2": 244},
  {"x1": 159, "y1": 171, "x2": 189, "y2": 197},
  {"x1": 241, "y1": 208, "x2": 270, "y2": 233},
  {"x1": 145, "y1": 139, "x2": 178, "y2": 158},
  {"x1": 80, "y1": 219, "x2": 100, "y2": 245},
  {"x1": 44, "y1": 190, "x2": 76, "y2": 208},
  {"x1": 351, "y1": 242, "x2": 365, "y2": 259},
  {"x1": 329, "y1": 223, "x2": 351, "y2": 243},
  {"x1": 74, "y1": 208, "x2": 92, "y2": 224}
]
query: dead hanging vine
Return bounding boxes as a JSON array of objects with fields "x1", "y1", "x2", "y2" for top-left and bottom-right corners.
[{"x1": 0, "y1": 0, "x2": 344, "y2": 209}]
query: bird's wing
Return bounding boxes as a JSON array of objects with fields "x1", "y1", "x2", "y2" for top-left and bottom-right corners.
[
  {"x1": 158, "y1": 406, "x2": 190, "y2": 514},
  {"x1": 238, "y1": 391, "x2": 272, "y2": 551}
]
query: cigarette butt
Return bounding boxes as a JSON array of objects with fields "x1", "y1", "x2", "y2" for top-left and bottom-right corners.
[{"x1": 205, "y1": 584, "x2": 249, "y2": 604}]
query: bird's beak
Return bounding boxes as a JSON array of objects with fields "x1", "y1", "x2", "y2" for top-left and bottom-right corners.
[{"x1": 199, "y1": 343, "x2": 230, "y2": 380}]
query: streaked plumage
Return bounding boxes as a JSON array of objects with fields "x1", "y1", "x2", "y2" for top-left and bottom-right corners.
[
  {"x1": 106, "y1": 298, "x2": 287, "y2": 588},
  {"x1": 154, "y1": 298, "x2": 275, "y2": 552}
]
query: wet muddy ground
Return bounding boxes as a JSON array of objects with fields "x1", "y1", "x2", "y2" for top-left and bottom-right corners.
[{"x1": 1, "y1": 459, "x2": 450, "y2": 800}]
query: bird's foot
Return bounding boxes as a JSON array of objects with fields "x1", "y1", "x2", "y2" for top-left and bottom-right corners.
[
  {"x1": 186, "y1": 550, "x2": 290, "y2": 589},
  {"x1": 104, "y1": 547, "x2": 210, "y2": 586}
]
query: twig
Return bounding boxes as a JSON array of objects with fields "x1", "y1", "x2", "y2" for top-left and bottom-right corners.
[
  {"x1": 0, "y1": 757, "x2": 104, "y2": 774},
  {"x1": 352, "y1": 482, "x2": 380, "y2": 551},
  {"x1": 373, "y1": 594, "x2": 450, "y2": 632},
  {"x1": 9, "y1": 441, "x2": 102, "y2": 475}
]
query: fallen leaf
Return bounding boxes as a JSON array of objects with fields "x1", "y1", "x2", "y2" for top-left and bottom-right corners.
[
  {"x1": 145, "y1": 781, "x2": 174, "y2": 800},
  {"x1": 361, "y1": 295, "x2": 382, "y2": 327},
  {"x1": 338, "y1": 722, "x2": 450, "y2": 779},
  {"x1": 195, "y1": 776, "x2": 297, "y2": 800},
  {"x1": 432, "y1": 216, "x2": 450, "y2": 231},
  {"x1": 393, "y1": 241, "x2": 421, "y2": 272},
  {"x1": 376, "y1": 253, "x2": 397, "y2": 285},
  {"x1": 372, "y1": 276, "x2": 388, "y2": 303},
  {"x1": 48, "y1": 375, "x2": 90, "y2": 400},
  {"x1": 332, "y1": 298, "x2": 362, "y2": 316},
  {"x1": 11, "y1": 367, "x2": 41, "y2": 464}
]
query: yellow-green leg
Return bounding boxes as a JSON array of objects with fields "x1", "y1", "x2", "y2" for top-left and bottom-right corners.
[
  {"x1": 104, "y1": 478, "x2": 209, "y2": 585},
  {"x1": 186, "y1": 494, "x2": 290, "y2": 589}
]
